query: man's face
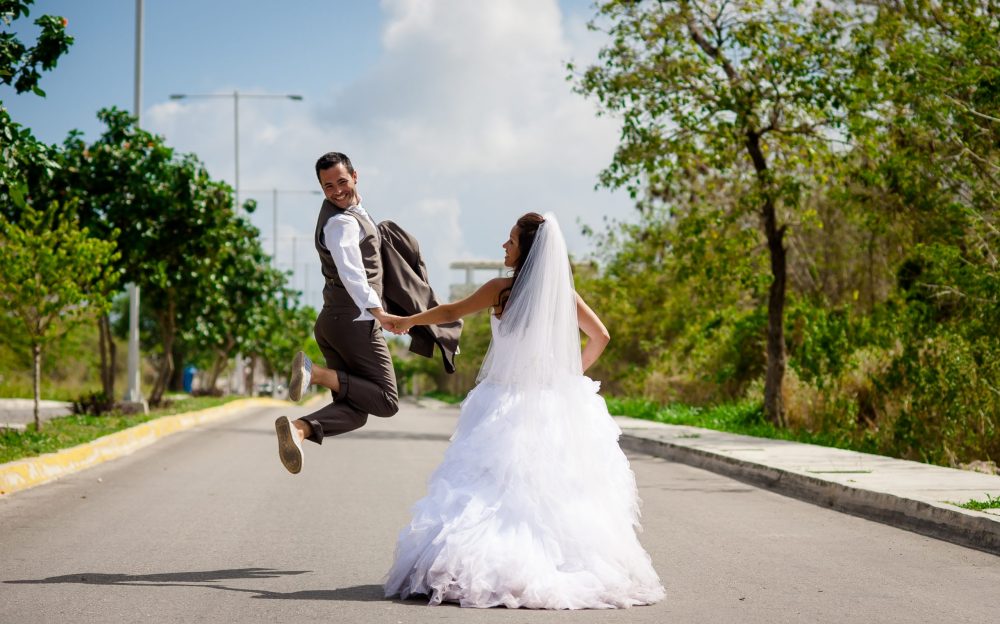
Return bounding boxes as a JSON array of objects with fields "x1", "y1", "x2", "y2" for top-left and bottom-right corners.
[{"x1": 319, "y1": 163, "x2": 360, "y2": 209}]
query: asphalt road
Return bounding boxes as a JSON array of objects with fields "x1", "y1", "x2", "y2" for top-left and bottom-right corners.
[{"x1": 1, "y1": 400, "x2": 998, "y2": 623}]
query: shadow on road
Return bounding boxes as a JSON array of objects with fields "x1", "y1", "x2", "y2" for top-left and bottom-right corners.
[
  {"x1": 4, "y1": 567, "x2": 309, "y2": 587},
  {"x1": 4, "y1": 568, "x2": 412, "y2": 604}
]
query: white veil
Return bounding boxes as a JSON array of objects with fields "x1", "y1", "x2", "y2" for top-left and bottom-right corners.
[{"x1": 477, "y1": 212, "x2": 582, "y2": 387}]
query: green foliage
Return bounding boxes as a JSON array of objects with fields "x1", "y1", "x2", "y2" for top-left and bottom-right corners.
[
  {"x1": 391, "y1": 344, "x2": 441, "y2": 395},
  {"x1": 577, "y1": 203, "x2": 767, "y2": 401},
  {"x1": 577, "y1": 0, "x2": 855, "y2": 196},
  {"x1": 0, "y1": 395, "x2": 240, "y2": 464},
  {"x1": 955, "y1": 494, "x2": 1000, "y2": 511},
  {"x1": 575, "y1": 0, "x2": 870, "y2": 423},
  {"x1": 606, "y1": 395, "x2": 880, "y2": 454},
  {"x1": 0, "y1": 200, "x2": 119, "y2": 424},
  {"x1": 574, "y1": 1, "x2": 1000, "y2": 467},
  {"x1": 54, "y1": 108, "x2": 298, "y2": 404},
  {"x1": 0, "y1": 1, "x2": 71, "y2": 215},
  {"x1": 71, "y1": 390, "x2": 114, "y2": 416},
  {"x1": 0, "y1": 3, "x2": 313, "y2": 406},
  {"x1": 0, "y1": 316, "x2": 129, "y2": 400},
  {"x1": 245, "y1": 298, "x2": 316, "y2": 387},
  {"x1": 0, "y1": 201, "x2": 120, "y2": 340},
  {"x1": 420, "y1": 390, "x2": 464, "y2": 405},
  {"x1": 433, "y1": 308, "x2": 493, "y2": 396},
  {"x1": 0, "y1": 0, "x2": 73, "y2": 96}
]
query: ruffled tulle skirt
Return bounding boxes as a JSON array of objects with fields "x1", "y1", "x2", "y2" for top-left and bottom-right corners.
[{"x1": 383, "y1": 375, "x2": 665, "y2": 609}]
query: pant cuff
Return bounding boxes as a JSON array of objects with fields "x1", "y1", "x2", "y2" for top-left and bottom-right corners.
[{"x1": 300, "y1": 416, "x2": 324, "y2": 445}]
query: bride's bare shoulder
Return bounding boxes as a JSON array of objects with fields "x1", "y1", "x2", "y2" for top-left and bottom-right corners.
[
  {"x1": 482, "y1": 277, "x2": 514, "y2": 293},
  {"x1": 486, "y1": 277, "x2": 514, "y2": 290}
]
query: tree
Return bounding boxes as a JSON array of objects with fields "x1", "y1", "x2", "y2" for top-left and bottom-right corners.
[
  {"x1": 244, "y1": 296, "x2": 316, "y2": 395},
  {"x1": 1, "y1": 0, "x2": 73, "y2": 215},
  {"x1": 842, "y1": 1, "x2": 1000, "y2": 464},
  {"x1": 56, "y1": 109, "x2": 240, "y2": 405},
  {"x1": 185, "y1": 214, "x2": 288, "y2": 391},
  {"x1": 0, "y1": 201, "x2": 119, "y2": 428},
  {"x1": 575, "y1": 0, "x2": 859, "y2": 424},
  {"x1": 56, "y1": 110, "x2": 180, "y2": 399},
  {"x1": 0, "y1": 0, "x2": 73, "y2": 97}
]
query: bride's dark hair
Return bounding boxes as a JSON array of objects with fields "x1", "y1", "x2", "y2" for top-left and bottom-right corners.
[{"x1": 496, "y1": 212, "x2": 545, "y2": 316}]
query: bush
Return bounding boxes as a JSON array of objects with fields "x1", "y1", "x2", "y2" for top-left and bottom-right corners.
[
  {"x1": 71, "y1": 390, "x2": 115, "y2": 416},
  {"x1": 876, "y1": 331, "x2": 1000, "y2": 466}
]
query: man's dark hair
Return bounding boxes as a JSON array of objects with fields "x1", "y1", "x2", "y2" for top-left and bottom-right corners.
[{"x1": 315, "y1": 152, "x2": 354, "y2": 179}]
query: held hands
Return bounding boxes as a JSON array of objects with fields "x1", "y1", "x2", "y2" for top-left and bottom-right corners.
[
  {"x1": 373, "y1": 309, "x2": 413, "y2": 335},
  {"x1": 384, "y1": 314, "x2": 415, "y2": 335}
]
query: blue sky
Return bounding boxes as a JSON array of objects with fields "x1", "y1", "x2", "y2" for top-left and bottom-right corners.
[{"x1": 5, "y1": 0, "x2": 633, "y2": 306}]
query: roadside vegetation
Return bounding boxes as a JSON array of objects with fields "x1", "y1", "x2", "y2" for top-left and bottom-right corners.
[
  {"x1": 0, "y1": 395, "x2": 241, "y2": 464},
  {"x1": 568, "y1": 1, "x2": 1000, "y2": 470},
  {"x1": 1, "y1": 1, "x2": 317, "y2": 423}
]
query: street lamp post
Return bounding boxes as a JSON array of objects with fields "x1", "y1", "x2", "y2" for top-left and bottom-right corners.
[
  {"x1": 124, "y1": 0, "x2": 146, "y2": 411},
  {"x1": 241, "y1": 188, "x2": 321, "y2": 267},
  {"x1": 167, "y1": 91, "x2": 303, "y2": 395},
  {"x1": 168, "y1": 92, "x2": 303, "y2": 214}
]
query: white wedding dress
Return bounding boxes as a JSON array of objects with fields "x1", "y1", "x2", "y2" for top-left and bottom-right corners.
[{"x1": 383, "y1": 214, "x2": 665, "y2": 609}]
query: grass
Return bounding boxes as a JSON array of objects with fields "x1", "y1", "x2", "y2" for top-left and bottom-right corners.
[
  {"x1": 604, "y1": 396, "x2": 882, "y2": 456},
  {"x1": 0, "y1": 395, "x2": 241, "y2": 464},
  {"x1": 0, "y1": 381, "x2": 104, "y2": 403},
  {"x1": 953, "y1": 493, "x2": 1000, "y2": 511}
]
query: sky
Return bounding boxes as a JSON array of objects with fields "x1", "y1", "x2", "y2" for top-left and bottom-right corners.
[{"x1": 5, "y1": 0, "x2": 634, "y2": 306}]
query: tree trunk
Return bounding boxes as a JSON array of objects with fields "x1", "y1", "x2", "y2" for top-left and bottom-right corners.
[
  {"x1": 207, "y1": 333, "x2": 236, "y2": 392},
  {"x1": 207, "y1": 350, "x2": 228, "y2": 392},
  {"x1": 169, "y1": 343, "x2": 185, "y2": 392},
  {"x1": 246, "y1": 354, "x2": 257, "y2": 397},
  {"x1": 97, "y1": 314, "x2": 116, "y2": 398},
  {"x1": 762, "y1": 200, "x2": 788, "y2": 427},
  {"x1": 32, "y1": 342, "x2": 41, "y2": 430},
  {"x1": 150, "y1": 302, "x2": 176, "y2": 405},
  {"x1": 745, "y1": 130, "x2": 788, "y2": 427},
  {"x1": 683, "y1": 13, "x2": 788, "y2": 425}
]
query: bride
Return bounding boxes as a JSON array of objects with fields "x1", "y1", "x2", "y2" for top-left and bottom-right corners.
[{"x1": 382, "y1": 212, "x2": 664, "y2": 609}]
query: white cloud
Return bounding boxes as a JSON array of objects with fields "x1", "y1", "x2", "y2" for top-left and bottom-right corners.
[{"x1": 146, "y1": 0, "x2": 632, "y2": 307}]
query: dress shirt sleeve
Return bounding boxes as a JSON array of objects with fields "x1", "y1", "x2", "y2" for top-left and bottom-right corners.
[{"x1": 322, "y1": 213, "x2": 383, "y2": 321}]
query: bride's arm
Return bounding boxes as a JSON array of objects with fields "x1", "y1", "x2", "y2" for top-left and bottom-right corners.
[
  {"x1": 576, "y1": 292, "x2": 610, "y2": 372},
  {"x1": 387, "y1": 278, "x2": 507, "y2": 333}
]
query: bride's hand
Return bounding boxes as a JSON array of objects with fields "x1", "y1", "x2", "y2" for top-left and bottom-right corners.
[{"x1": 382, "y1": 314, "x2": 412, "y2": 335}]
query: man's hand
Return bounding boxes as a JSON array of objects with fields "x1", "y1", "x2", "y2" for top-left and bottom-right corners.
[
  {"x1": 382, "y1": 314, "x2": 410, "y2": 335},
  {"x1": 370, "y1": 308, "x2": 409, "y2": 335}
]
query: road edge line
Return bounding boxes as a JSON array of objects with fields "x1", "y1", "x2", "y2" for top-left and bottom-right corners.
[{"x1": 0, "y1": 396, "x2": 302, "y2": 497}]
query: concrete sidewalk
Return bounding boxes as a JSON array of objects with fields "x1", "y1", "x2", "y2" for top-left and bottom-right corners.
[
  {"x1": 0, "y1": 399, "x2": 73, "y2": 430},
  {"x1": 614, "y1": 417, "x2": 1000, "y2": 556}
]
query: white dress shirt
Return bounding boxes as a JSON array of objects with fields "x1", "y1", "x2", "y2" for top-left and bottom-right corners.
[{"x1": 320, "y1": 203, "x2": 383, "y2": 321}]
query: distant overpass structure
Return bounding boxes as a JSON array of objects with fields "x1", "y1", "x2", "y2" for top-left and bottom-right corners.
[{"x1": 449, "y1": 261, "x2": 507, "y2": 301}]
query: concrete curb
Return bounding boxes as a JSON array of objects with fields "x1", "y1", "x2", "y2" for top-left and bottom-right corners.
[
  {"x1": 617, "y1": 423, "x2": 1000, "y2": 556},
  {"x1": 0, "y1": 396, "x2": 320, "y2": 497}
]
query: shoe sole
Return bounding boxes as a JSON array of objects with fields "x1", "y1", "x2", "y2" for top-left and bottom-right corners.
[
  {"x1": 289, "y1": 351, "x2": 308, "y2": 402},
  {"x1": 275, "y1": 416, "x2": 302, "y2": 474}
]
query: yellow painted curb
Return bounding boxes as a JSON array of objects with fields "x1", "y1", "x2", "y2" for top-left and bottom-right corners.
[{"x1": 0, "y1": 396, "x2": 316, "y2": 497}]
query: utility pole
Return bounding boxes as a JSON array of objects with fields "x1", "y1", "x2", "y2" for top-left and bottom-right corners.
[{"x1": 124, "y1": 0, "x2": 146, "y2": 412}]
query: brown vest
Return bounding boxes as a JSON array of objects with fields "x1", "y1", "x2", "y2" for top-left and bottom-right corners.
[{"x1": 315, "y1": 199, "x2": 383, "y2": 311}]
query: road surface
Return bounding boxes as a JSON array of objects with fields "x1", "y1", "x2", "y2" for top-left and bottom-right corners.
[{"x1": 1, "y1": 401, "x2": 998, "y2": 623}]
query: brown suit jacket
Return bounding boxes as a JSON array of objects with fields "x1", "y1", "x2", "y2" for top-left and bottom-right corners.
[{"x1": 377, "y1": 220, "x2": 462, "y2": 374}]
